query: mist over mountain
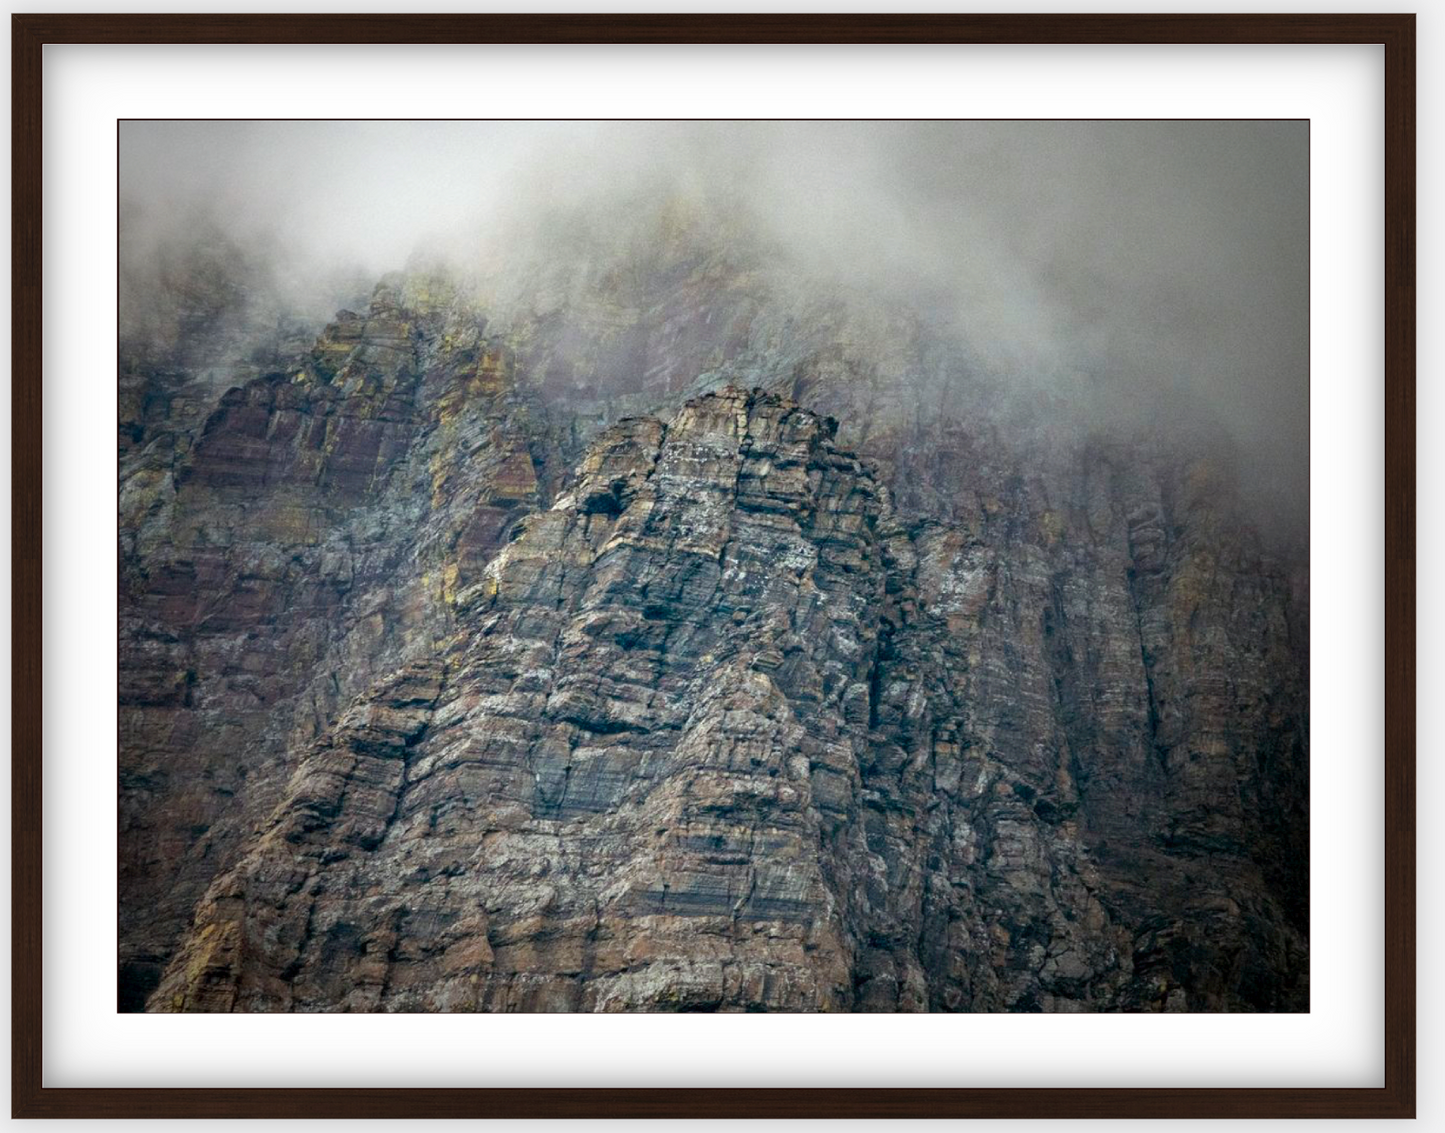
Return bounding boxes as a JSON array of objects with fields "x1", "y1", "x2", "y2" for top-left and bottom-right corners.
[
  {"x1": 121, "y1": 120, "x2": 1308, "y2": 535},
  {"x1": 119, "y1": 121, "x2": 1309, "y2": 1014}
]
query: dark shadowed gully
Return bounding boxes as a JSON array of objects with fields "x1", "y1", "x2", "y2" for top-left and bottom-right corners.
[{"x1": 119, "y1": 201, "x2": 1307, "y2": 1013}]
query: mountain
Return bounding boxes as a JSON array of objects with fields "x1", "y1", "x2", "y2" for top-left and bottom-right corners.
[{"x1": 118, "y1": 213, "x2": 1308, "y2": 1012}]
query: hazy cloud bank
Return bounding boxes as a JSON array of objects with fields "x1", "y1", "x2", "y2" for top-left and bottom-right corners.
[{"x1": 120, "y1": 119, "x2": 1309, "y2": 526}]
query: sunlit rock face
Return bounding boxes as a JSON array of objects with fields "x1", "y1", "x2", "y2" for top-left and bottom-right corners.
[{"x1": 120, "y1": 231, "x2": 1307, "y2": 1013}]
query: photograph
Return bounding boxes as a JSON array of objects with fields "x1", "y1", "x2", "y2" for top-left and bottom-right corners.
[{"x1": 117, "y1": 119, "x2": 1310, "y2": 1015}]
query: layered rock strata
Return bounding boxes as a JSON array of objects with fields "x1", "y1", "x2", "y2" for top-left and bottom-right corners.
[{"x1": 131, "y1": 376, "x2": 1307, "y2": 1012}]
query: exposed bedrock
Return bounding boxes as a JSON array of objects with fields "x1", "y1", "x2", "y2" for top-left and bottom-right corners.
[{"x1": 135, "y1": 371, "x2": 1306, "y2": 1012}]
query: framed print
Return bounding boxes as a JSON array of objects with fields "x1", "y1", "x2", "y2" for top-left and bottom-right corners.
[{"x1": 11, "y1": 12, "x2": 1415, "y2": 1120}]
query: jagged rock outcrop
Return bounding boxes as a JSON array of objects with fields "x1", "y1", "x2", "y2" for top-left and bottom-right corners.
[
  {"x1": 119, "y1": 279, "x2": 576, "y2": 1008},
  {"x1": 121, "y1": 239, "x2": 1307, "y2": 1013}
]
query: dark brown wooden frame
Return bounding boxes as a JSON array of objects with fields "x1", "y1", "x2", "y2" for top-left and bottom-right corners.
[{"x1": 11, "y1": 13, "x2": 1414, "y2": 1120}]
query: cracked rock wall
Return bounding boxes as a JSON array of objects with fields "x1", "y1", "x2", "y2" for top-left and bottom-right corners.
[{"x1": 121, "y1": 255, "x2": 1307, "y2": 1013}]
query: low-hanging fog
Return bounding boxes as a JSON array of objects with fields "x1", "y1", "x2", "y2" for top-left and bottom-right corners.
[{"x1": 119, "y1": 119, "x2": 1309, "y2": 535}]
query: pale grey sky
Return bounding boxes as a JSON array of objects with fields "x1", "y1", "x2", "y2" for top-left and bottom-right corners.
[{"x1": 121, "y1": 120, "x2": 1309, "y2": 522}]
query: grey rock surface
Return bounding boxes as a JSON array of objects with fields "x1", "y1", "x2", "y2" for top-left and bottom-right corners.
[{"x1": 120, "y1": 242, "x2": 1307, "y2": 1013}]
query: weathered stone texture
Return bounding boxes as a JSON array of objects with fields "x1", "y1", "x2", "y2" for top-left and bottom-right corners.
[{"x1": 121, "y1": 249, "x2": 1307, "y2": 1014}]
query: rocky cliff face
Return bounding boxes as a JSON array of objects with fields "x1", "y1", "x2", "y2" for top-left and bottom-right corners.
[{"x1": 119, "y1": 233, "x2": 1308, "y2": 1013}]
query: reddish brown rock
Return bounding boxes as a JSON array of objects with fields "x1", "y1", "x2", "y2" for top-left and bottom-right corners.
[{"x1": 121, "y1": 230, "x2": 1307, "y2": 1013}]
